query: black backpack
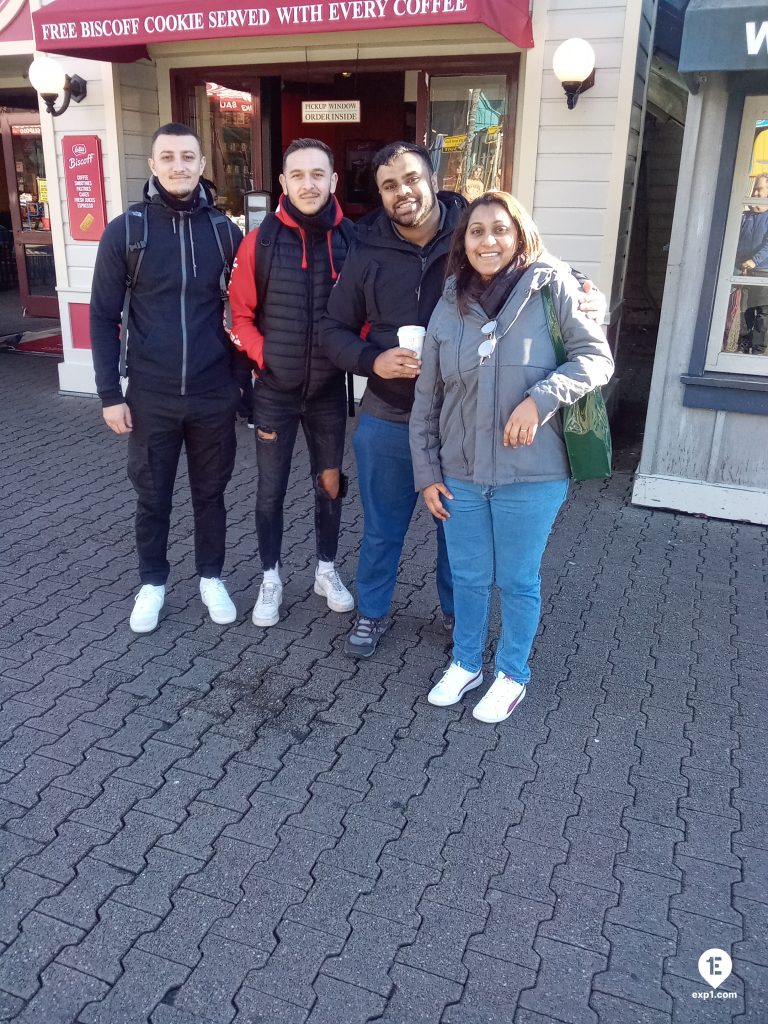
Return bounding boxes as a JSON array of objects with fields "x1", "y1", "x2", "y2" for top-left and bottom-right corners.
[
  {"x1": 254, "y1": 213, "x2": 357, "y2": 416},
  {"x1": 119, "y1": 203, "x2": 237, "y2": 378}
]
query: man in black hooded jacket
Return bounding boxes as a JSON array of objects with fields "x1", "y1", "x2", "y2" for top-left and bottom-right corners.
[{"x1": 90, "y1": 123, "x2": 243, "y2": 634}]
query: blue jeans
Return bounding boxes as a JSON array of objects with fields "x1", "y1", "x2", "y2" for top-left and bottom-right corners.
[
  {"x1": 353, "y1": 413, "x2": 453, "y2": 619},
  {"x1": 443, "y1": 476, "x2": 568, "y2": 682},
  {"x1": 253, "y1": 381, "x2": 347, "y2": 570}
]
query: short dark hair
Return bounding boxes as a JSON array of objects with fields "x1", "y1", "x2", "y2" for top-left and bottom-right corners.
[
  {"x1": 372, "y1": 141, "x2": 433, "y2": 182},
  {"x1": 151, "y1": 122, "x2": 201, "y2": 152},
  {"x1": 283, "y1": 138, "x2": 334, "y2": 170}
]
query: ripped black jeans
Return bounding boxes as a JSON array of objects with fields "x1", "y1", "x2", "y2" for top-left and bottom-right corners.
[{"x1": 252, "y1": 380, "x2": 348, "y2": 571}]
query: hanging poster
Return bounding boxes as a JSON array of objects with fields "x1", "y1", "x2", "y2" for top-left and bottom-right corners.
[{"x1": 62, "y1": 135, "x2": 107, "y2": 241}]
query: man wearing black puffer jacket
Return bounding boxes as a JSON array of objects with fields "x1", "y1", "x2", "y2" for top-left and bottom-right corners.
[
  {"x1": 228, "y1": 138, "x2": 355, "y2": 628},
  {"x1": 91, "y1": 123, "x2": 243, "y2": 635}
]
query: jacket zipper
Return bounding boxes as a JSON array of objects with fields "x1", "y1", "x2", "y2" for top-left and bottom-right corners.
[
  {"x1": 179, "y1": 213, "x2": 188, "y2": 396},
  {"x1": 302, "y1": 233, "x2": 313, "y2": 400},
  {"x1": 455, "y1": 319, "x2": 470, "y2": 477}
]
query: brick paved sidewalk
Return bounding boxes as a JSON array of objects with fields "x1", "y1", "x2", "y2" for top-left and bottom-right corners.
[{"x1": 0, "y1": 354, "x2": 766, "y2": 1024}]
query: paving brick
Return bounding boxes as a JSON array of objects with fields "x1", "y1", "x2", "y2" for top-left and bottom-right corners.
[
  {"x1": 616, "y1": 819, "x2": 682, "y2": 881},
  {"x1": 136, "y1": 889, "x2": 234, "y2": 967},
  {"x1": 0, "y1": 910, "x2": 83, "y2": 1000},
  {"x1": 70, "y1": 775, "x2": 155, "y2": 834},
  {"x1": 37, "y1": 856, "x2": 131, "y2": 930},
  {"x1": 592, "y1": 923, "x2": 674, "y2": 1013},
  {"x1": 517, "y1": 937, "x2": 605, "y2": 1023},
  {"x1": 114, "y1": 738, "x2": 188, "y2": 788},
  {"x1": 320, "y1": 814, "x2": 398, "y2": 880},
  {"x1": 20, "y1": 821, "x2": 109, "y2": 883},
  {"x1": 258, "y1": 752, "x2": 327, "y2": 803},
  {"x1": 14, "y1": 961, "x2": 109, "y2": 1024},
  {"x1": 77, "y1": 948, "x2": 190, "y2": 1024},
  {"x1": 322, "y1": 910, "x2": 415, "y2": 996},
  {"x1": 467, "y1": 888, "x2": 550, "y2": 969},
  {"x1": 665, "y1": 909, "x2": 741, "y2": 982},
  {"x1": 157, "y1": 801, "x2": 241, "y2": 862},
  {"x1": 490, "y1": 838, "x2": 565, "y2": 905},
  {"x1": 682, "y1": 767, "x2": 738, "y2": 821},
  {"x1": 5, "y1": 784, "x2": 90, "y2": 842},
  {"x1": 606, "y1": 866, "x2": 679, "y2": 938},
  {"x1": 111, "y1": 846, "x2": 200, "y2": 916},
  {"x1": 223, "y1": 791, "x2": 302, "y2": 849},
  {"x1": 134, "y1": 769, "x2": 212, "y2": 823},
  {"x1": 588, "y1": 994, "x2": 672, "y2": 1024},
  {"x1": 0, "y1": 727, "x2": 57, "y2": 772},
  {"x1": 165, "y1": 933, "x2": 263, "y2": 1023},
  {"x1": 233, "y1": 987, "x2": 308, "y2": 1024},
  {"x1": 443, "y1": 952, "x2": 535, "y2": 1024},
  {"x1": 58, "y1": 898, "x2": 160, "y2": 982},
  {"x1": 316, "y1": 741, "x2": 388, "y2": 793},
  {"x1": 54, "y1": 747, "x2": 132, "y2": 798},
  {"x1": 537, "y1": 877, "x2": 616, "y2": 956},
  {"x1": 396, "y1": 898, "x2": 485, "y2": 983},
  {"x1": 734, "y1": 897, "x2": 768, "y2": 968},
  {"x1": 382, "y1": 819, "x2": 456, "y2": 870},
  {"x1": 281, "y1": 863, "x2": 371, "y2": 940},
  {"x1": 210, "y1": 874, "x2": 303, "y2": 953},
  {"x1": 733, "y1": 958, "x2": 768, "y2": 1024},
  {"x1": 245, "y1": 920, "x2": 344, "y2": 1007},
  {"x1": 289, "y1": 781, "x2": 363, "y2": 837},
  {"x1": 256, "y1": 823, "x2": 336, "y2": 891},
  {"x1": 423, "y1": 841, "x2": 506, "y2": 918},
  {"x1": 0, "y1": 754, "x2": 73, "y2": 808},
  {"x1": 672, "y1": 855, "x2": 742, "y2": 925},
  {"x1": 507, "y1": 795, "x2": 574, "y2": 852},
  {"x1": 345, "y1": 713, "x2": 398, "y2": 754},
  {"x1": 372, "y1": 963, "x2": 461, "y2": 1024},
  {"x1": 0, "y1": 868, "x2": 61, "y2": 945},
  {"x1": 735, "y1": 837, "x2": 768, "y2": 903},
  {"x1": 92, "y1": 810, "x2": 178, "y2": 873},
  {"x1": 625, "y1": 774, "x2": 686, "y2": 828},
  {"x1": 182, "y1": 836, "x2": 268, "y2": 904},
  {"x1": 553, "y1": 830, "x2": 624, "y2": 893},
  {"x1": 676, "y1": 807, "x2": 740, "y2": 868},
  {"x1": 198, "y1": 760, "x2": 272, "y2": 812},
  {"x1": 354, "y1": 854, "x2": 440, "y2": 930}
]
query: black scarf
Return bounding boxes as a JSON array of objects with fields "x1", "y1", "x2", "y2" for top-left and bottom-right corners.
[
  {"x1": 477, "y1": 260, "x2": 528, "y2": 319},
  {"x1": 153, "y1": 177, "x2": 201, "y2": 213},
  {"x1": 282, "y1": 194, "x2": 338, "y2": 235}
]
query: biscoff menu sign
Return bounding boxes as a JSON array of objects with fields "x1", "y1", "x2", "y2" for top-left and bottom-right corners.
[{"x1": 63, "y1": 135, "x2": 107, "y2": 242}]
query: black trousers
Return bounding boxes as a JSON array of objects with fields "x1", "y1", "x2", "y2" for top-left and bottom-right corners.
[
  {"x1": 253, "y1": 380, "x2": 347, "y2": 571},
  {"x1": 126, "y1": 384, "x2": 239, "y2": 585}
]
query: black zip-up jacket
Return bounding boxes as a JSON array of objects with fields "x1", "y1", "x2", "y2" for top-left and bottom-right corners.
[
  {"x1": 90, "y1": 178, "x2": 243, "y2": 407},
  {"x1": 319, "y1": 193, "x2": 466, "y2": 413}
]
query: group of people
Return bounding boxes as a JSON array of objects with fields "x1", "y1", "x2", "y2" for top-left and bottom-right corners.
[{"x1": 91, "y1": 122, "x2": 613, "y2": 724}]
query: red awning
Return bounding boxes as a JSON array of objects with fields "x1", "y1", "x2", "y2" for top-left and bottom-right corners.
[{"x1": 32, "y1": 0, "x2": 533, "y2": 62}]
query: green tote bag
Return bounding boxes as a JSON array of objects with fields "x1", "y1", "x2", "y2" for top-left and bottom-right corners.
[{"x1": 541, "y1": 283, "x2": 612, "y2": 481}]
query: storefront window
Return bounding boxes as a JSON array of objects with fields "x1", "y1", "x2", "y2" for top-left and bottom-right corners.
[
  {"x1": 708, "y1": 96, "x2": 768, "y2": 374},
  {"x1": 205, "y1": 83, "x2": 253, "y2": 232},
  {"x1": 427, "y1": 76, "x2": 507, "y2": 200},
  {"x1": 11, "y1": 125, "x2": 50, "y2": 233}
]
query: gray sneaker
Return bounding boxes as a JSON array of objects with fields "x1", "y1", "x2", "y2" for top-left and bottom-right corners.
[{"x1": 344, "y1": 614, "x2": 391, "y2": 658}]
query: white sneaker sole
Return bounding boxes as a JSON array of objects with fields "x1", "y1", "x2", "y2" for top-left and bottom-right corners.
[
  {"x1": 427, "y1": 671, "x2": 483, "y2": 707},
  {"x1": 203, "y1": 603, "x2": 237, "y2": 625},
  {"x1": 252, "y1": 605, "x2": 280, "y2": 627},
  {"x1": 129, "y1": 616, "x2": 160, "y2": 634},
  {"x1": 314, "y1": 580, "x2": 355, "y2": 613},
  {"x1": 472, "y1": 685, "x2": 526, "y2": 723}
]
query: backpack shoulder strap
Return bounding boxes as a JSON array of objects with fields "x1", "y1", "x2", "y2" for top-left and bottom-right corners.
[
  {"x1": 254, "y1": 213, "x2": 281, "y2": 311},
  {"x1": 120, "y1": 204, "x2": 148, "y2": 379}
]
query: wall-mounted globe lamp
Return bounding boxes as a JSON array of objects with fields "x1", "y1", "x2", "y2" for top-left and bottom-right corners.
[
  {"x1": 552, "y1": 38, "x2": 596, "y2": 110},
  {"x1": 28, "y1": 55, "x2": 87, "y2": 117}
]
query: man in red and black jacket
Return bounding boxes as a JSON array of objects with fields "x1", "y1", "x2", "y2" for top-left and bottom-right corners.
[{"x1": 229, "y1": 138, "x2": 355, "y2": 628}]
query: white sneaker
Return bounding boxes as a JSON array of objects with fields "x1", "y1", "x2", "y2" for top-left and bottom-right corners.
[
  {"x1": 314, "y1": 567, "x2": 354, "y2": 612},
  {"x1": 200, "y1": 577, "x2": 237, "y2": 625},
  {"x1": 252, "y1": 581, "x2": 283, "y2": 627},
  {"x1": 472, "y1": 672, "x2": 526, "y2": 724},
  {"x1": 129, "y1": 584, "x2": 165, "y2": 634},
  {"x1": 428, "y1": 662, "x2": 483, "y2": 707}
]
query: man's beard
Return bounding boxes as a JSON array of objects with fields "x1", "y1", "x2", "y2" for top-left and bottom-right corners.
[{"x1": 390, "y1": 191, "x2": 435, "y2": 229}]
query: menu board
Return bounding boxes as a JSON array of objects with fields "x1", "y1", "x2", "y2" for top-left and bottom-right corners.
[{"x1": 62, "y1": 135, "x2": 107, "y2": 242}]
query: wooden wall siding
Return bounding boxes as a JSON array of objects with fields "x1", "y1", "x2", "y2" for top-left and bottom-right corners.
[
  {"x1": 636, "y1": 75, "x2": 768, "y2": 501},
  {"x1": 529, "y1": 0, "x2": 654, "y2": 297},
  {"x1": 117, "y1": 62, "x2": 160, "y2": 206}
]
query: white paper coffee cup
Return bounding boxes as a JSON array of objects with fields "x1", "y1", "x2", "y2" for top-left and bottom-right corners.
[{"x1": 397, "y1": 325, "x2": 426, "y2": 358}]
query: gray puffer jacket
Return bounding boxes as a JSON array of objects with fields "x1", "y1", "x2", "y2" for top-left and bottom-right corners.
[{"x1": 409, "y1": 256, "x2": 614, "y2": 489}]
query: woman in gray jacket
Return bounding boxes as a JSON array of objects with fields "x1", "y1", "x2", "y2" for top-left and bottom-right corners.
[{"x1": 409, "y1": 191, "x2": 614, "y2": 723}]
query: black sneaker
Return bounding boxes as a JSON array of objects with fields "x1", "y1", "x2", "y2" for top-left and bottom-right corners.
[{"x1": 344, "y1": 614, "x2": 391, "y2": 658}]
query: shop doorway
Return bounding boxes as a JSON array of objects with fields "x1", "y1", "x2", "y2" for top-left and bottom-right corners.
[
  {"x1": 0, "y1": 114, "x2": 57, "y2": 320},
  {"x1": 173, "y1": 57, "x2": 518, "y2": 225}
]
